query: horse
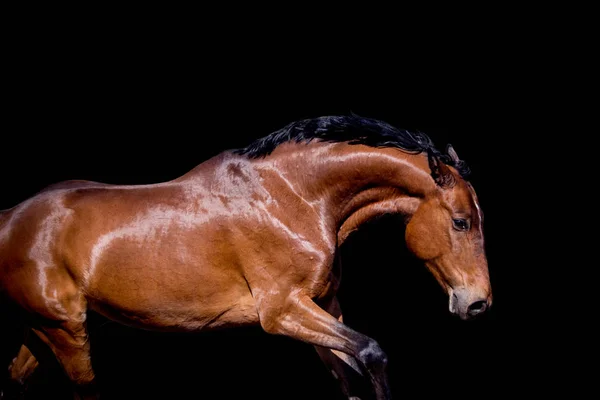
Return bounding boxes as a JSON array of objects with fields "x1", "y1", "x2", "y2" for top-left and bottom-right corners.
[{"x1": 0, "y1": 115, "x2": 492, "y2": 400}]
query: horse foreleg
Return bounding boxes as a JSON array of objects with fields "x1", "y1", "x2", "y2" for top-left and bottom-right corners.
[
  {"x1": 257, "y1": 293, "x2": 391, "y2": 400},
  {"x1": 314, "y1": 297, "x2": 366, "y2": 400}
]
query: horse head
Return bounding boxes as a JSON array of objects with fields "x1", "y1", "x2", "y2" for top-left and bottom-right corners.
[{"x1": 405, "y1": 144, "x2": 491, "y2": 320}]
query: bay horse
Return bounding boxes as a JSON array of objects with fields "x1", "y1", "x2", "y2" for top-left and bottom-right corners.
[{"x1": 0, "y1": 115, "x2": 492, "y2": 399}]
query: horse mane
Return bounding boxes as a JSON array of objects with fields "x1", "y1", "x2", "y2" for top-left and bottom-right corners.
[{"x1": 234, "y1": 114, "x2": 470, "y2": 179}]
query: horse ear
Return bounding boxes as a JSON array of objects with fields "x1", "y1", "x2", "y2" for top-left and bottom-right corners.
[
  {"x1": 446, "y1": 143, "x2": 460, "y2": 164},
  {"x1": 428, "y1": 149, "x2": 455, "y2": 188}
]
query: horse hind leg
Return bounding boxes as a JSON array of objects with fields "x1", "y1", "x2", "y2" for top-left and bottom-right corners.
[
  {"x1": 2, "y1": 327, "x2": 94, "y2": 400},
  {"x1": 0, "y1": 304, "x2": 27, "y2": 400},
  {"x1": 6, "y1": 325, "x2": 68, "y2": 399},
  {"x1": 23, "y1": 283, "x2": 98, "y2": 400},
  {"x1": 5, "y1": 343, "x2": 38, "y2": 399},
  {"x1": 314, "y1": 296, "x2": 369, "y2": 400},
  {"x1": 8, "y1": 344, "x2": 39, "y2": 386},
  {"x1": 32, "y1": 314, "x2": 97, "y2": 400},
  {"x1": 256, "y1": 292, "x2": 391, "y2": 400}
]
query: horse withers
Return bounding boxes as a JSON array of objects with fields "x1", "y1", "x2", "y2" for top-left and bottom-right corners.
[{"x1": 1, "y1": 115, "x2": 491, "y2": 399}]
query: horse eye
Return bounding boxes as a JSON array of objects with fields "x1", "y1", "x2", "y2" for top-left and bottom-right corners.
[{"x1": 452, "y1": 218, "x2": 469, "y2": 231}]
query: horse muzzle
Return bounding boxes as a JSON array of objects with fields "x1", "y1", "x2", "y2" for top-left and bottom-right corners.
[{"x1": 449, "y1": 287, "x2": 492, "y2": 320}]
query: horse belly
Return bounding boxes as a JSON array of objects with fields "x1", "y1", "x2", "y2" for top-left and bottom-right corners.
[
  {"x1": 87, "y1": 291, "x2": 259, "y2": 333},
  {"x1": 81, "y1": 240, "x2": 259, "y2": 332}
]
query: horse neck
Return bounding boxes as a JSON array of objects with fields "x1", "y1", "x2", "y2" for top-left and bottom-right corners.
[{"x1": 264, "y1": 142, "x2": 436, "y2": 244}]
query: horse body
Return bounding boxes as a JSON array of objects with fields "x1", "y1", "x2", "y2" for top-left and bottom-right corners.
[{"x1": 0, "y1": 116, "x2": 492, "y2": 400}]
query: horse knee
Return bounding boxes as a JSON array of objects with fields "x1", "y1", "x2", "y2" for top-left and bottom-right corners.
[{"x1": 357, "y1": 339, "x2": 388, "y2": 371}]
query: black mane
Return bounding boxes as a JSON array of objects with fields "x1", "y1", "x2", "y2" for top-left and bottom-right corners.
[{"x1": 234, "y1": 114, "x2": 470, "y2": 178}]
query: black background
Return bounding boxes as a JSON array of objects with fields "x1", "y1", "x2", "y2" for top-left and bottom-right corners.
[{"x1": 2, "y1": 15, "x2": 578, "y2": 400}]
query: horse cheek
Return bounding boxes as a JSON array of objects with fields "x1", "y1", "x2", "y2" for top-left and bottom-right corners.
[{"x1": 405, "y1": 209, "x2": 445, "y2": 260}]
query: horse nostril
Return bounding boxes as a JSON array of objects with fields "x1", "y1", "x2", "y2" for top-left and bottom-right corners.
[{"x1": 467, "y1": 300, "x2": 487, "y2": 316}]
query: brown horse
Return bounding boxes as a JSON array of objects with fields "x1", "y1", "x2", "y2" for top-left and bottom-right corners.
[{"x1": 0, "y1": 115, "x2": 491, "y2": 399}]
